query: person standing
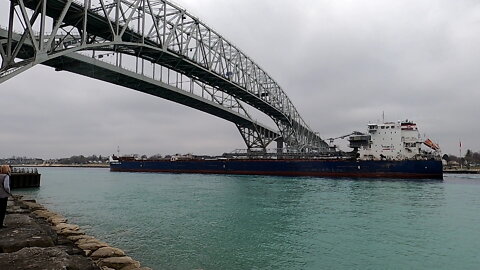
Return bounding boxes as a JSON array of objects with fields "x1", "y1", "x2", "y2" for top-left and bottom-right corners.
[{"x1": 0, "y1": 165, "x2": 12, "y2": 228}]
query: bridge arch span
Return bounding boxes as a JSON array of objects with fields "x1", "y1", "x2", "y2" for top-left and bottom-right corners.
[{"x1": 0, "y1": 0, "x2": 329, "y2": 153}]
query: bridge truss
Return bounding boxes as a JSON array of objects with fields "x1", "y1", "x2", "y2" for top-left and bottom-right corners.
[{"x1": 0, "y1": 0, "x2": 330, "y2": 153}]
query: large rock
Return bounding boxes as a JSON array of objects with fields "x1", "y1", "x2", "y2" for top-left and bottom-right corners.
[
  {"x1": 31, "y1": 209, "x2": 67, "y2": 224},
  {"x1": 0, "y1": 247, "x2": 100, "y2": 270},
  {"x1": 119, "y1": 266, "x2": 140, "y2": 270},
  {"x1": 49, "y1": 216, "x2": 68, "y2": 225},
  {"x1": 0, "y1": 216, "x2": 57, "y2": 253},
  {"x1": 19, "y1": 201, "x2": 45, "y2": 211},
  {"x1": 97, "y1": 256, "x2": 141, "y2": 270},
  {"x1": 4, "y1": 214, "x2": 36, "y2": 227},
  {"x1": 77, "y1": 241, "x2": 109, "y2": 251},
  {"x1": 120, "y1": 265, "x2": 149, "y2": 270},
  {"x1": 57, "y1": 243, "x2": 86, "y2": 256},
  {"x1": 6, "y1": 205, "x2": 30, "y2": 214},
  {"x1": 55, "y1": 223, "x2": 80, "y2": 232},
  {"x1": 58, "y1": 228, "x2": 85, "y2": 236},
  {"x1": 32, "y1": 209, "x2": 56, "y2": 219},
  {"x1": 77, "y1": 238, "x2": 106, "y2": 246},
  {"x1": 68, "y1": 234, "x2": 95, "y2": 242},
  {"x1": 90, "y1": 246, "x2": 126, "y2": 259},
  {"x1": 10, "y1": 195, "x2": 23, "y2": 201}
]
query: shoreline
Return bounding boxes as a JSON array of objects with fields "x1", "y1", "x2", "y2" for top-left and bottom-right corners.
[
  {"x1": 0, "y1": 196, "x2": 151, "y2": 270},
  {"x1": 443, "y1": 169, "x2": 480, "y2": 174},
  {"x1": 12, "y1": 164, "x2": 109, "y2": 168}
]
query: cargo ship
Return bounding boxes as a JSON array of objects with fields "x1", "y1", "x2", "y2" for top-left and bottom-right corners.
[{"x1": 109, "y1": 120, "x2": 443, "y2": 179}]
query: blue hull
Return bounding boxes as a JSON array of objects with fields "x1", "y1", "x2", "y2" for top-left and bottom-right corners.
[{"x1": 110, "y1": 159, "x2": 443, "y2": 179}]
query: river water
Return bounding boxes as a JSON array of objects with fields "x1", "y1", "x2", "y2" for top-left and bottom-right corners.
[{"x1": 16, "y1": 168, "x2": 480, "y2": 269}]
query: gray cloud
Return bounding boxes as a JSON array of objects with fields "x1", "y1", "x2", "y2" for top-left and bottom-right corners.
[{"x1": 1, "y1": 0, "x2": 479, "y2": 158}]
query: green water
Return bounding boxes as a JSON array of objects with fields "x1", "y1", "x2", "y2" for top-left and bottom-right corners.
[{"x1": 17, "y1": 168, "x2": 480, "y2": 269}]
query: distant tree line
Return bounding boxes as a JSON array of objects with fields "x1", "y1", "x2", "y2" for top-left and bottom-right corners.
[
  {"x1": 56, "y1": 155, "x2": 108, "y2": 164},
  {"x1": 0, "y1": 156, "x2": 43, "y2": 165},
  {"x1": 443, "y1": 149, "x2": 480, "y2": 166},
  {"x1": 0, "y1": 155, "x2": 109, "y2": 165}
]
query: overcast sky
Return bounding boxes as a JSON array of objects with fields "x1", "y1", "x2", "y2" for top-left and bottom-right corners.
[{"x1": 1, "y1": 0, "x2": 480, "y2": 159}]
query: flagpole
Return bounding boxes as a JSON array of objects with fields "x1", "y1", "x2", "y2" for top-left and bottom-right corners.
[{"x1": 459, "y1": 140, "x2": 462, "y2": 169}]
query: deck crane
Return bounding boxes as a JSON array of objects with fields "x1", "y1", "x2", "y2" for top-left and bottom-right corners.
[{"x1": 327, "y1": 131, "x2": 363, "y2": 145}]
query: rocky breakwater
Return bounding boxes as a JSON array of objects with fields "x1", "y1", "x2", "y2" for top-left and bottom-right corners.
[{"x1": 0, "y1": 196, "x2": 152, "y2": 270}]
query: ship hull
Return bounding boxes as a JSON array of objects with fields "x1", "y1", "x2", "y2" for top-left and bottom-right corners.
[{"x1": 110, "y1": 159, "x2": 443, "y2": 179}]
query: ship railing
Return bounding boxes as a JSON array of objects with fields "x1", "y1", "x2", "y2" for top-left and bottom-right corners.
[{"x1": 224, "y1": 149, "x2": 354, "y2": 160}]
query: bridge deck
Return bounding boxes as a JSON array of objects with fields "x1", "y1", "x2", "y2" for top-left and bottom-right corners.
[{"x1": 0, "y1": 28, "x2": 279, "y2": 139}]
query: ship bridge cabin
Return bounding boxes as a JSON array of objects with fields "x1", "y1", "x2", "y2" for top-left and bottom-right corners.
[{"x1": 350, "y1": 120, "x2": 423, "y2": 160}]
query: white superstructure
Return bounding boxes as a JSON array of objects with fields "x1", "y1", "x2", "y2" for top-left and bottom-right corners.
[{"x1": 348, "y1": 120, "x2": 439, "y2": 160}]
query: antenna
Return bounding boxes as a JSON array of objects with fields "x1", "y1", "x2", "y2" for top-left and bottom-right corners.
[
  {"x1": 382, "y1": 111, "x2": 385, "y2": 123},
  {"x1": 117, "y1": 146, "x2": 120, "y2": 156}
]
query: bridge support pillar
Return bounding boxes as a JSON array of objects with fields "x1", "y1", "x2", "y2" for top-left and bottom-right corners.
[
  {"x1": 236, "y1": 124, "x2": 278, "y2": 153},
  {"x1": 276, "y1": 138, "x2": 284, "y2": 155}
]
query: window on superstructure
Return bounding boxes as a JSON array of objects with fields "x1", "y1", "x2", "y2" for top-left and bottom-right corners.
[
  {"x1": 381, "y1": 126, "x2": 385, "y2": 129},
  {"x1": 404, "y1": 142, "x2": 416, "y2": 148}
]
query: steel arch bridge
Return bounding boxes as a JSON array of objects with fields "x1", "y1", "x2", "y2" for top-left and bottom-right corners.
[{"x1": 0, "y1": 0, "x2": 329, "y2": 153}]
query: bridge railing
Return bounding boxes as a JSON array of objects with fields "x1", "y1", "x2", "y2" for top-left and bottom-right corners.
[{"x1": 75, "y1": 50, "x2": 256, "y2": 117}]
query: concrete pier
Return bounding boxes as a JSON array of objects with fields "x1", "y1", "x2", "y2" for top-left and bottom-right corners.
[{"x1": 10, "y1": 171, "x2": 41, "y2": 189}]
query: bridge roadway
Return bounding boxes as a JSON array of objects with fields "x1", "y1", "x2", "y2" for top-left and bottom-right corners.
[
  {"x1": 0, "y1": 28, "x2": 279, "y2": 141},
  {"x1": 22, "y1": 0, "x2": 291, "y2": 122},
  {"x1": 1, "y1": 0, "x2": 330, "y2": 151}
]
